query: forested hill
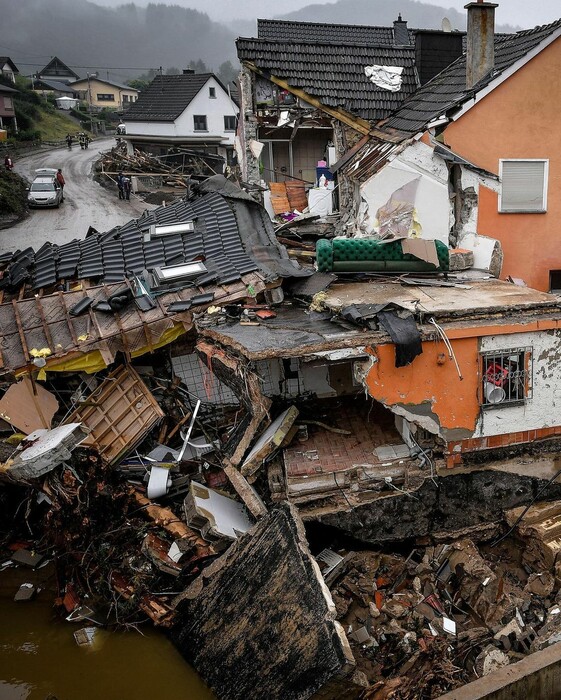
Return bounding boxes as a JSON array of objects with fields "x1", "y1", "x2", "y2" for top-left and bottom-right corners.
[
  {"x1": 1, "y1": 0, "x2": 237, "y2": 82},
  {"x1": 279, "y1": 0, "x2": 518, "y2": 32}
]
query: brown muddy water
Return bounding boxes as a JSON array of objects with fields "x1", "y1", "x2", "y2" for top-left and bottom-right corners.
[{"x1": 0, "y1": 580, "x2": 215, "y2": 700}]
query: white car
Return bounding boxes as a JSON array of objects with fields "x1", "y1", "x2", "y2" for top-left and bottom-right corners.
[{"x1": 27, "y1": 168, "x2": 63, "y2": 208}]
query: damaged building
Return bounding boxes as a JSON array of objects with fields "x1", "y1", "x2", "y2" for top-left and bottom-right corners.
[
  {"x1": 5, "y1": 6, "x2": 561, "y2": 700},
  {"x1": 237, "y1": 8, "x2": 561, "y2": 291}
]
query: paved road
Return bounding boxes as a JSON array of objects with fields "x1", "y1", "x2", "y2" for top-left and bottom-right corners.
[{"x1": 0, "y1": 138, "x2": 152, "y2": 254}]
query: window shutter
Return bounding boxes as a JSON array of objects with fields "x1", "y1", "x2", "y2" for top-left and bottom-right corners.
[{"x1": 501, "y1": 160, "x2": 547, "y2": 212}]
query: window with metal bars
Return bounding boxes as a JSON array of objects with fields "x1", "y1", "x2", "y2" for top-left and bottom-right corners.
[{"x1": 481, "y1": 349, "x2": 531, "y2": 407}]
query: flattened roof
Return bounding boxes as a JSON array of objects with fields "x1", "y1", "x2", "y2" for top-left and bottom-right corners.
[
  {"x1": 124, "y1": 73, "x2": 218, "y2": 122},
  {"x1": 257, "y1": 18, "x2": 414, "y2": 46},
  {"x1": 236, "y1": 38, "x2": 418, "y2": 122},
  {"x1": 382, "y1": 19, "x2": 561, "y2": 135}
]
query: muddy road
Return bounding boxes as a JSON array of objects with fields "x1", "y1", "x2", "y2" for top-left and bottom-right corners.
[{"x1": 1, "y1": 138, "x2": 153, "y2": 254}]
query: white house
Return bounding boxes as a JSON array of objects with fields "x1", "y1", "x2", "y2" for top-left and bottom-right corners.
[{"x1": 122, "y1": 71, "x2": 239, "y2": 168}]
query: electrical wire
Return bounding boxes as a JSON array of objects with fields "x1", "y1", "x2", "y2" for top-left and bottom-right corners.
[
  {"x1": 491, "y1": 464, "x2": 561, "y2": 547},
  {"x1": 429, "y1": 317, "x2": 463, "y2": 380}
]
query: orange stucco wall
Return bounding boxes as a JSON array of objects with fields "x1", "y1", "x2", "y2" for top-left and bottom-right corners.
[
  {"x1": 443, "y1": 36, "x2": 561, "y2": 292},
  {"x1": 366, "y1": 337, "x2": 480, "y2": 433}
]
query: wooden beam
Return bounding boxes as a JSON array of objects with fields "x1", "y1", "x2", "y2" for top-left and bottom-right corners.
[{"x1": 245, "y1": 62, "x2": 372, "y2": 136}]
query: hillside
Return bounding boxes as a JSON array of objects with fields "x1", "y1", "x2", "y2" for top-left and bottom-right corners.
[
  {"x1": 277, "y1": 0, "x2": 519, "y2": 33},
  {"x1": 1, "y1": 0, "x2": 237, "y2": 83}
]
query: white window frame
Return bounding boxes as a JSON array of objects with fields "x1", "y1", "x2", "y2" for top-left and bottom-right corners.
[{"x1": 498, "y1": 158, "x2": 548, "y2": 213}]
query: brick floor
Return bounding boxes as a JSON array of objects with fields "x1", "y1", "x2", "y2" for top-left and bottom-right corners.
[{"x1": 284, "y1": 397, "x2": 404, "y2": 477}]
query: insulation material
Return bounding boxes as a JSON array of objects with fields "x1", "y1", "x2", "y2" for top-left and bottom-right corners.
[
  {"x1": 0, "y1": 377, "x2": 59, "y2": 434},
  {"x1": 1, "y1": 423, "x2": 88, "y2": 481},
  {"x1": 376, "y1": 177, "x2": 422, "y2": 239},
  {"x1": 364, "y1": 64, "x2": 404, "y2": 92},
  {"x1": 184, "y1": 481, "x2": 253, "y2": 542},
  {"x1": 65, "y1": 365, "x2": 164, "y2": 465},
  {"x1": 241, "y1": 406, "x2": 299, "y2": 477}
]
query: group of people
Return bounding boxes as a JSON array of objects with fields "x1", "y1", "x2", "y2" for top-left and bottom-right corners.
[
  {"x1": 117, "y1": 171, "x2": 132, "y2": 200},
  {"x1": 65, "y1": 133, "x2": 90, "y2": 150}
]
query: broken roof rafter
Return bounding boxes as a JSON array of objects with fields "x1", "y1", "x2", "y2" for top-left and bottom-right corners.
[
  {"x1": 237, "y1": 37, "x2": 419, "y2": 123},
  {"x1": 244, "y1": 61, "x2": 372, "y2": 136}
]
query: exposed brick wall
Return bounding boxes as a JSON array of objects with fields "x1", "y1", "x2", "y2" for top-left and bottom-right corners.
[{"x1": 445, "y1": 426, "x2": 561, "y2": 468}]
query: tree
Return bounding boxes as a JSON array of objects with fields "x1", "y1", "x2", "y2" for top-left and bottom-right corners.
[
  {"x1": 127, "y1": 78, "x2": 150, "y2": 92},
  {"x1": 217, "y1": 60, "x2": 238, "y2": 86},
  {"x1": 188, "y1": 59, "x2": 210, "y2": 74},
  {"x1": 165, "y1": 67, "x2": 181, "y2": 75}
]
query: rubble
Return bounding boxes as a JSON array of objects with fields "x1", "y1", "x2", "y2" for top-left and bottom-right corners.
[{"x1": 3, "y1": 171, "x2": 561, "y2": 700}]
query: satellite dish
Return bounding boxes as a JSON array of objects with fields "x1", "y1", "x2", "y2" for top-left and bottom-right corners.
[{"x1": 442, "y1": 16, "x2": 453, "y2": 32}]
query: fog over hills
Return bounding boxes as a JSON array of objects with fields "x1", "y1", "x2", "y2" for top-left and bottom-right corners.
[{"x1": 0, "y1": 0, "x2": 520, "y2": 83}]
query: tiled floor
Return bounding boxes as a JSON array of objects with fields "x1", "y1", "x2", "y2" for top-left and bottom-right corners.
[{"x1": 284, "y1": 397, "x2": 405, "y2": 477}]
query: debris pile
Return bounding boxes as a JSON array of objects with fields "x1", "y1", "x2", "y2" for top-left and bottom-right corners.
[
  {"x1": 2, "y1": 173, "x2": 561, "y2": 699},
  {"x1": 323, "y1": 527, "x2": 561, "y2": 698},
  {"x1": 96, "y1": 141, "x2": 222, "y2": 190}
]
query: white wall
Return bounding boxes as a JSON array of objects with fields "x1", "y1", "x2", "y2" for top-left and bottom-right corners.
[
  {"x1": 125, "y1": 76, "x2": 238, "y2": 144},
  {"x1": 359, "y1": 140, "x2": 451, "y2": 243},
  {"x1": 474, "y1": 329, "x2": 561, "y2": 438}
]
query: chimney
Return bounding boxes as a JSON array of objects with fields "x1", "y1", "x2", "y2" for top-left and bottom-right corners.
[
  {"x1": 465, "y1": 0, "x2": 498, "y2": 89},
  {"x1": 393, "y1": 14, "x2": 411, "y2": 46},
  {"x1": 183, "y1": 69, "x2": 195, "y2": 75},
  {"x1": 415, "y1": 30, "x2": 463, "y2": 85}
]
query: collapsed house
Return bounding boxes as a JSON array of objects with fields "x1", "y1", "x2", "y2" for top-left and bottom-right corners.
[
  {"x1": 237, "y1": 8, "x2": 561, "y2": 291},
  {"x1": 4, "y1": 8, "x2": 561, "y2": 692}
]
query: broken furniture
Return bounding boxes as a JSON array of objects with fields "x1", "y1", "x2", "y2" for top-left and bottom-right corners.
[
  {"x1": 316, "y1": 237, "x2": 449, "y2": 273},
  {"x1": 65, "y1": 365, "x2": 164, "y2": 465}
]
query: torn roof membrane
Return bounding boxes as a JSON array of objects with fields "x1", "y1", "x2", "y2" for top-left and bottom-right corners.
[{"x1": 0, "y1": 271, "x2": 268, "y2": 374}]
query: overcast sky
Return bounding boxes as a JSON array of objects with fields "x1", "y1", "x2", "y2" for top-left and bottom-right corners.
[
  {"x1": 424, "y1": 0, "x2": 560, "y2": 28},
  {"x1": 90, "y1": 0, "x2": 560, "y2": 28}
]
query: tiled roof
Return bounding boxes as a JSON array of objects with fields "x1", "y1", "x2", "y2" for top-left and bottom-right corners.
[
  {"x1": 0, "y1": 176, "x2": 306, "y2": 292},
  {"x1": 70, "y1": 77, "x2": 137, "y2": 92},
  {"x1": 34, "y1": 79, "x2": 76, "y2": 94},
  {"x1": 382, "y1": 19, "x2": 561, "y2": 135},
  {"x1": 123, "y1": 73, "x2": 215, "y2": 122},
  {"x1": 257, "y1": 18, "x2": 414, "y2": 46},
  {"x1": 236, "y1": 38, "x2": 418, "y2": 122},
  {"x1": 0, "y1": 57, "x2": 19, "y2": 73}
]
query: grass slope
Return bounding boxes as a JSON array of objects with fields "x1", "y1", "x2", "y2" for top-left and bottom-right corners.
[{"x1": 34, "y1": 110, "x2": 83, "y2": 141}]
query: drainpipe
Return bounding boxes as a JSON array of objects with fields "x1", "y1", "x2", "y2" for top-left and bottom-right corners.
[{"x1": 465, "y1": 0, "x2": 498, "y2": 89}]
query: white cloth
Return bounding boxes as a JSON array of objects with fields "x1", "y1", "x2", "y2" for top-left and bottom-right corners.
[{"x1": 364, "y1": 65, "x2": 404, "y2": 92}]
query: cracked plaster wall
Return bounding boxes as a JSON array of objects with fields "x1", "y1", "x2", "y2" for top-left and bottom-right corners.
[
  {"x1": 357, "y1": 140, "x2": 503, "y2": 275},
  {"x1": 363, "y1": 329, "x2": 561, "y2": 446},
  {"x1": 359, "y1": 140, "x2": 450, "y2": 242},
  {"x1": 474, "y1": 330, "x2": 561, "y2": 438}
]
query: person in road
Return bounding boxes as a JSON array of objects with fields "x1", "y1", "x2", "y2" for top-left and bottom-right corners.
[
  {"x1": 56, "y1": 168, "x2": 66, "y2": 201},
  {"x1": 117, "y1": 171, "x2": 125, "y2": 200},
  {"x1": 123, "y1": 176, "x2": 132, "y2": 201},
  {"x1": 79, "y1": 133, "x2": 86, "y2": 150},
  {"x1": 65, "y1": 133, "x2": 73, "y2": 150},
  {"x1": 4, "y1": 154, "x2": 13, "y2": 171}
]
